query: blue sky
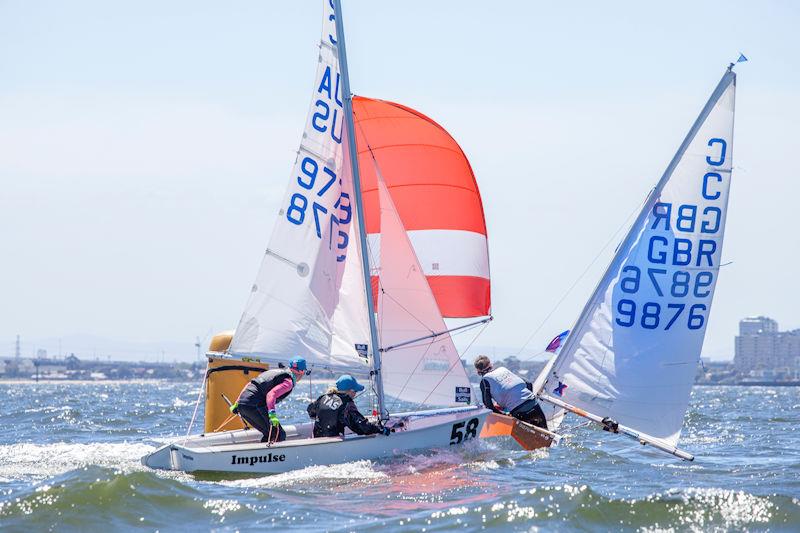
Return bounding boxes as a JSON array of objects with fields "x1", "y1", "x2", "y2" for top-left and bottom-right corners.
[{"x1": 1, "y1": 1, "x2": 798, "y2": 361}]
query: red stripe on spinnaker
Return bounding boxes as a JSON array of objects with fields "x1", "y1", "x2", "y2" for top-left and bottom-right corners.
[
  {"x1": 372, "y1": 276, "x2": 490, "y2": 319},
  {"x1": 355, "y1": 96, "x2": 491, "y2": 317}
]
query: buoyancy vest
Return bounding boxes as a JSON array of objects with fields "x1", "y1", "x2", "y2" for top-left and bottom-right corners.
[
  {"x1": 481, "y1": 366, "x2": 534, "y2": 413},
  {"x1": 314, "y1": 392, "x2": 350, "y2": 437},
  {"x1": 241, "y1": 369, "x2": 293, "y2": 407}
]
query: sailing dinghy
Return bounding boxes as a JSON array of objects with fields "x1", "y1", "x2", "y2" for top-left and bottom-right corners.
[
  {"x1": 534, "y1": 65, "x2": 740, "y2": 460},
  {"x1": 142, "y1": 0, "x2": 501, "y2": 474}
]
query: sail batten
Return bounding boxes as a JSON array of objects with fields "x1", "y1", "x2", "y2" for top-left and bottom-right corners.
[
  {"x1": 228, "y1": 1, "x2": 371, "y2": 371},
  {"x1": 541, "y1": 69, "x2": 737, "y2": 446}
]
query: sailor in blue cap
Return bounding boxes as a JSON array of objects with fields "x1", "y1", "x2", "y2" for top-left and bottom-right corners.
[
  {"x1": 307, "y1": 374, "x2": 390, "y2": 438},
  {"x1": 231, "y1": 356, "x2": 309, "y2": 443}
]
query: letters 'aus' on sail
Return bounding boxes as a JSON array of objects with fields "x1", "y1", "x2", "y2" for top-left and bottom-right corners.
[
  {"x1": 542, "y1": 71, "x2": 736, "y2": 445},
  {"x1": 229, "y1": 1, "x2": 371, "y2": 371},
  {"x1": 373, "y1": 163, "x2": 473, "y2": 408}
]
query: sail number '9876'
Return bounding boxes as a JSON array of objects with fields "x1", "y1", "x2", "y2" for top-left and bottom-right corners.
[{"x1": 614, "y1": 138, "x2": 727, "y2": 332}]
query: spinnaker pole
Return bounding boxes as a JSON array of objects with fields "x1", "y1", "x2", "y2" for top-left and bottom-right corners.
[{"x1": 332, "y1": 0, "x2": 387, "y2": 419}]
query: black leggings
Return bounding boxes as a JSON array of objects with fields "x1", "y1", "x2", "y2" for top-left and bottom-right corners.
[
  {"x1": 237, "y1": 404, "x2": 286, "y2": 443},
  {"x1": 510, "y1": 399, "x2": 548, "y2": 430}
]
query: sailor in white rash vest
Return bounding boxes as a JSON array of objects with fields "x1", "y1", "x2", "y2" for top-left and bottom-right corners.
[{"x1": 474, "y1": 355, "x2": 548, "y2": 429}]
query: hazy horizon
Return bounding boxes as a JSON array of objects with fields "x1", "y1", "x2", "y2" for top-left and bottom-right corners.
[{"x1": 2, "y1": 1, "x2": 798, "y2": 363}]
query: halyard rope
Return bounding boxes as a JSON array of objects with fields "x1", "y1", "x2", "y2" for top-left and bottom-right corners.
[
  {"x1": 183, "y1": 359, "x2": 209, "y2": 444},
  {"x1": 515, "y1": 194, "x2": 648, "y2": 358}
]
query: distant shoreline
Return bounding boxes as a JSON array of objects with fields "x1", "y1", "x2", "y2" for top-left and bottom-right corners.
[
  {"x1": 0, "y1": 378, "x2": 187, "y2": 385},
  {"x1": 695, "y1": 381, "x2": 800, "y2": 387},
  {"x1": 0, "y1": 377, "x2": 339, "y2": 386},
  {"x1": 2, "y1": 378, "x2": 795, "y2": 387}
]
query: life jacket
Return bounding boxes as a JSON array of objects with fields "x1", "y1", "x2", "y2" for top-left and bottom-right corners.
[
  {"x1": 481, "y1": 366, "x2": 534, "y2": 413},
  {"x1": 243, "y1": 369, "x2": 294, "y2": 407},
  {"x1": 313, "y1": 392, "x2": 351, "y2": 437}
]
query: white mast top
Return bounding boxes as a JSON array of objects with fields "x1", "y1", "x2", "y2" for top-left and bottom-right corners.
[
  {"x1": 332, "y1": 0, "x2": 387, "y2": 418},
  {"x1": 228, "y1": 0, "x2": 372, "y2": 373}
]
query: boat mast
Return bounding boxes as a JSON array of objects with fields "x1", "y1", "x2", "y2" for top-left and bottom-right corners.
[{"x1": 332, "y1": 0, "x2": 387, "y2": 419}]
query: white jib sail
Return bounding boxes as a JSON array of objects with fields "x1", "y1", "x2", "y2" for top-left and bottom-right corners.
[
  {"x1": 229, "y1": 2, "x2": 371, "y2": 372},
  {"x1": 374, "y1": 164, "x2": 473, "y2": 409},
  {"x1": 541, "y1": 70, "x2": 736, "y2": 446}
]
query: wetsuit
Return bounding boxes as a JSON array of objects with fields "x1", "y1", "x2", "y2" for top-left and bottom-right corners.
[
  {"x1": 479, "y1": 366, "x2": 548, "y2": 429},
  {"x1": 236, "y1": 369, "x2": 294, "y2": 442},
  {"x1": 306, "y1": 392, "x2": 383, "y2": 438}
]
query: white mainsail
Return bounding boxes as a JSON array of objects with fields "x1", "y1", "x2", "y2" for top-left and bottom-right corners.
[
  {"x1": 229, "y1": 2, "x2": 371, "y2": 372},
  {"x1": 374, "y1": 163, "x2": 473, "y2": 409},
  {"x1": 540, "y1": 69, "x2": 737, "y2": 448}
]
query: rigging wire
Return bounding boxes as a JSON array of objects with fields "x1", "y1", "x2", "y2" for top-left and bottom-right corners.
[
  {"x1": 387, "y1": 337, "x2": 438, "y2": 413},
  {"x1": 386, "y1": 319, "x2": 492, "y2": 412},
  {"x1": 382, "y1": 318, "x2": 491, "y2": 354},
  {"x1": 183, "y1": 359, "x2": 209, "y2": 444},
  {"x1": 380, "y1": 288, "x2": 435, "y2": 334},
  {"x1": 514, "y1": 192, "x2": 650, "y2": 359},
  {"x1": 416, "y1": 319, "x2": 491, "y2": 408}
]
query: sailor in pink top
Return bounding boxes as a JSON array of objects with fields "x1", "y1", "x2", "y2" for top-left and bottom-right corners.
[{"x1": 232, "y1": 357, "x2": 308, "y2": 443}]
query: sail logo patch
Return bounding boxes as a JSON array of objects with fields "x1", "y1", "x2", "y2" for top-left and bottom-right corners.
[
  {"x1": 553, "y1": 381, "x2": 568, "y2": 397},
  {"x1": 455, "y1": 386, "x2": 471, "y2": 403},
  {"x1": 355, "y1": 344, "x2": 368, "y2": 358}
]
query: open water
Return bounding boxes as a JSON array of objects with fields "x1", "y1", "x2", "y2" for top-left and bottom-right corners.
[{"x1": 0, "y1": 381, "x2": 798, "y2": 532}]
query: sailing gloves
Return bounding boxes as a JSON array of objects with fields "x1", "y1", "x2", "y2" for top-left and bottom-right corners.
[
  {"x1": 229, "y1": 402, "x2": 239, "y2": 415},
  {"x1": 268, "y1": 410, "x2": 281, "y2": 427}
]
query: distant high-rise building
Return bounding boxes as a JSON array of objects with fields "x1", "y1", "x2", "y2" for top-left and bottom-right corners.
[
  {"x1": 735, "y1": 316, "x2": 800, "y2": 378},
  {"x1": 739, "y1": 316, "x2": 778, "y2": 336},
  {"x1": 15, "y1": 335, "x2": 20, "y2": 360}
]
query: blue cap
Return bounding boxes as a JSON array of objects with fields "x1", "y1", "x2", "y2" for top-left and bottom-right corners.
[
  {"x1": 336, "y1": 374, "x2": 365, "y2": 392},
  {"x1": 288, "y1": 357, "x2": 307, "y2": 373}
]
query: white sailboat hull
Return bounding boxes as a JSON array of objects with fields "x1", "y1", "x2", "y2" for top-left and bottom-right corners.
[{"x1": 142, "y1": 407, "x2": 489, "y2": 474}]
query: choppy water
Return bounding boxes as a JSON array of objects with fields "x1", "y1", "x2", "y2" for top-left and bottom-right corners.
[{"x1": 0, "y1": 382, "x2": 798, "y2": 532}]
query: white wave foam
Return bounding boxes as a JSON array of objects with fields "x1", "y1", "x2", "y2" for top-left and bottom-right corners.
[
  {"x1": 223, "y1": 459, "x2": 387, "y2": 488},
  {"x1": 0, "y1": 442, "x2": 155, "y2": 482},
  {"x1": 172, "y1": 397, "x2": 194, "y2": 408},
  {"x1": 657, "y1": 487, "x2": 777, "y2": 530}
]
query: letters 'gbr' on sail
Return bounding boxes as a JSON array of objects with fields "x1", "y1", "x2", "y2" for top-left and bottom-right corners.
[
  {"x1": 353, "y1": 98, "x2": 491, "y2": 318},
  {"x1": 540, "y1": 69, "x2": 737, "y2": 452}
]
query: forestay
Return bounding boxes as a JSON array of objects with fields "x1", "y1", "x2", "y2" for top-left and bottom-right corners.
[
  {"x1": 541, "y1": 70, "x2": 737, "y2": 446},
  {"x1": 229, "y1": 1, "x2": 371, "y2": 372},
  {"x1": 374, "y1": 163, "x2": 473, "y2": 408}
]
